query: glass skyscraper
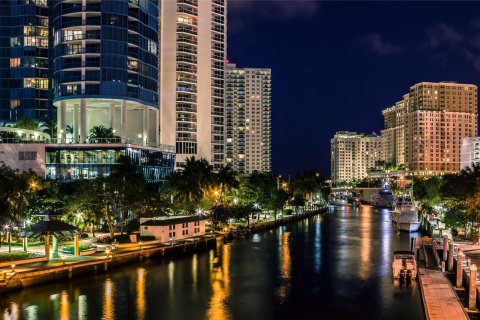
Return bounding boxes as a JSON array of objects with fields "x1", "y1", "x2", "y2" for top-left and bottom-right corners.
[
  {"x1": 53, "y1": 0, "x2": 160, "y2": 145},
  {"x1": 0, "y1": 0, "x2": 54, "y2": 123}
]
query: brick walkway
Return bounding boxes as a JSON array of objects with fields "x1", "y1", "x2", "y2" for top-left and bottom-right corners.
[{"x1": 418, "y1": 268, "x2": 468, "y2": 320}]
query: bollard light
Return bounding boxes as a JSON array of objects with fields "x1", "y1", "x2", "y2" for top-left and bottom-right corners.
[
  {"x1": 106, "y1": 248, "x2": 111, "y2": 258},
  {"x1": 139, "y1": 241, "x2": 143, "y2": 251},
  {"x1": 10, "y1": 264, "x2": 15, "y2": 272},
  {"x1": 61, "y1": 256, "x2": 66, "y2": 265}
]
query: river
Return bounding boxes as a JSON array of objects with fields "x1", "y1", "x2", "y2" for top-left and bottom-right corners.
[{"x1": 1, "y1": 205, "x2": 425, "y2": 320}]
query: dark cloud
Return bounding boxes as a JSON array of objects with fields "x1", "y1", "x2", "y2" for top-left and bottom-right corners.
[
  {"x1": 229, "y1": 0, "x2": 321, "y2": 33},
  {"x1": 425, "y1": 23, "x2": 464, "y2": 48},
  {"x1": 359, "y1": 33, "x2": 406, "y2": 56}
]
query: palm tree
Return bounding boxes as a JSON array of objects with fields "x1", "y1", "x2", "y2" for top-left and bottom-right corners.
[
  {"x1": 215, "y1": 166, "x2": 239, "y2": 202},
  {"x1": 88, "y1": 125, "x2": 119, "y2": 143},
  {"x1": 40, "y1": 119, "x2": 57, "y2": 139}
]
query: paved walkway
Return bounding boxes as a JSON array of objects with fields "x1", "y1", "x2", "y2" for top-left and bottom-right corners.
[{"x1": 418, "y1": 268, "x2": 468, "y2": 320}]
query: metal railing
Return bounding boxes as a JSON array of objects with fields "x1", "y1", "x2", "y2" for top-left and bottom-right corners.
[{"x1": 0, "y1": 137, "x2": 175, "y2": 152}]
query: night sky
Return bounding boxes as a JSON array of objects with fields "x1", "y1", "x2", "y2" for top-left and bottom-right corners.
[{"x1": 228, "y1": 1, "x2": 480, "y2": 177}]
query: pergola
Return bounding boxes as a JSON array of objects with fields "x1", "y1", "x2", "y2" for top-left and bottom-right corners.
[{"x1": 22, "y1": 210, "x2": 78, "y2": 261}]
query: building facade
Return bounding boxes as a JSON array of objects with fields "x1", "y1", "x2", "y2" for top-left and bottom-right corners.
[
  {"x1": 0, "y1": 0, "x2": 54, "y2": 123},
  {"x1": 330, "y1": 131, "x2": 382, "y2": 185},
  {"x1": 52, "y1": 0, "x2": 160, "y2": 145},
  {"x1": 381, "y1": 82, "x2": 478, "y2": 176},
  {"x1": 140, "y1": 215, "x2": 206, "y2": 241},
  {"x1": 460, "y1": 137, "x2": 480, "y2": 170},
  {"x1": 159, "y1": 0, "x2": 227, "y2": 169},
  {"x1": 225, "y1": 63, "x2": 271, "y2": 174}
]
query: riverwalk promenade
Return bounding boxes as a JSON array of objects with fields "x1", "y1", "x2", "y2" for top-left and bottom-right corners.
[
  {"x1": 418, "y1": 268, "x2": 469, "y2": 320},
  {"x1": 0, "y1": 209, "x2": 323, "y2": 293}
]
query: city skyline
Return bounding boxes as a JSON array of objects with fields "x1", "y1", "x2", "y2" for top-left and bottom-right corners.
[{"x1": 228, "y1": 1, "x2": 480, "y2": 176}]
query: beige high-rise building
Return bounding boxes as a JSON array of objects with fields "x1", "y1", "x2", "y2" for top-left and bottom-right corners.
[
  {"x1": 331, "y1": 131, "x2": 382, "y2": 185},
  {"x1": 159, "y1": 0, "x2": 227, "y2": 168},
  {"x1": 381, "y1": 82, "x2": 478, "y2": 176},
  {"x1": 225, "y1": 63, "x2": 271, "y2": 174}
]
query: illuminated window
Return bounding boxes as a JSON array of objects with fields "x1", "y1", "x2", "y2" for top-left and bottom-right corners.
[
  {"x1": 147, "y1": 40, "x2": 157, "y2": 54},
  {"x1": 38, "y1": 27, "x2": 48, "y2": 37},
  {"x1": 10, "y1": 99, "x2": 20, "y2": 109},
  {"x1": 24, "y1": 78, "x2": 36, "y2": 88},
  {"x1": 64, "y1": 30, "x2": 83, "y2": 41},
  {"x1": 24, "y1": 26, "x2": 35, "y2": 36},
  {"x1": 128, "y1": 59, "x2": 138, "y2": 70},
  {"x1": 39, "y1": 38, "x2": 48, "y2": 47},
  {"x1": 10, "y1": 37, "x2": 21, "y2": 47},
  {"x1": 24, "y1": 36, "x2": 36, "y2": 46},
  {"x1": 10, "y1": 58, "x2": 20, "y2": 68},
  {"x1": 36, "y1": 79, "x2": 49, "y2": 89}
]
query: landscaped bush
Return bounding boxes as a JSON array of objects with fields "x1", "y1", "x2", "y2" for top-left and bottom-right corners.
[
  {"x1": 139, "y1": 236, "x2": 155, "y2": 241},
  {"x1": 0, "y1": 252, "x2": 40, "y2": 262},
  {"x1": 60, "y1": 244, "x2": 91, "y2": 254}
]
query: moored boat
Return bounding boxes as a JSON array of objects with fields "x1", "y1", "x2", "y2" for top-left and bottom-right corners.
[
  {"x1": 397, "y1": 211, "x2": 421, "y2": 232},
  {"x1": 392, "y1": 250, "x2": 417, "y2": 280},
  {"x1": 371, "y1": 188, "x2": 395, "y2": 208}
]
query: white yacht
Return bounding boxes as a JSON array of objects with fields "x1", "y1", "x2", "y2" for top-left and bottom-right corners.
[
  {"x1": 370, "y1": 188, "x2": 395, "y2": 208},
  {"x1": 397, "y1": 211, "x2": 421, "y2": 232},
  {"x1": 392, "y1": 194, "x2": 415, "y2": 223}
]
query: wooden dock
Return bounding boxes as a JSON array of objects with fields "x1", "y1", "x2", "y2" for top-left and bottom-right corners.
[{"x1": 418, "y1": 268, "x2": 468, "y2": 320}]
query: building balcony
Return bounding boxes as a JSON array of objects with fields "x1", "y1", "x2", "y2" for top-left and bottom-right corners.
[{"x1": 177, "y1": 6, "x2": 198, "y2": 16}]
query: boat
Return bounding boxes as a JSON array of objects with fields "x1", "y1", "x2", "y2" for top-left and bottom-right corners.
[
  {"x1": 335, "y1": 197, "x2": 347, "y2": 206},
  {"x1": 392, "y1": 194, "x2": 415, "y2": 223},
  {"x1": 392, "y1": 250, "x2": 417, "y2": 280},
  {"x1": 370, "y1": 188, "x2": 395, "y2": 208},
  {"x1": 397, "y1": 211, "x2": 421, "y2": 232}
]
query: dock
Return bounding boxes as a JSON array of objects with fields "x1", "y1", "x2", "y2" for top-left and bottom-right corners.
[{"x1": 418, "y1": 268, "x2": 468, "y2": 320}]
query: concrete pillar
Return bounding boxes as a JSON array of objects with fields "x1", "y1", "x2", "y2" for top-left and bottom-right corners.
[
  {"x1": 52, "y1": 235, "x2": 60, "y2": 259},
  {"x1": 469, "y1": 264, "x2": 477, "y2": 311},
  {"x1": 44, "y1": 235, "x2": 50, "y2": 261},
  {"x1": 60, "y1": 101, "x2": 66, "y2": 143},
  {"x1": 143, "y1": 106, "x2": 149, "y2": 146},
  {"x1": 80, "y1": 99, "x2": 87, "y2": 143},
  {"x1": 448, "y1": 240, "x2": 454, "y2": 272},
  {"x1": 442, "y1": 235, "x2": 448, "y2": 261},
  {"x1": 73, "y1": 104, "x2": 79, "y2": 143},
  {"x1": 74, "y1": 234, "x2": 80, "y2": 256},
  {"x1": 110, "y1": 104, "x2": 115, "y2": 131},
  {"x1": 457, "y1": 249, "x2": 464, "y2": 288},
  {"x1": 121, "y1": 100, "x2": 128, "y2": 143}
]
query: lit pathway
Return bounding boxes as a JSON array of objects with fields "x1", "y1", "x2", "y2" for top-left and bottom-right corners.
[{"x1": 418, "y1": 268, "x2": 468, "y2": 320}]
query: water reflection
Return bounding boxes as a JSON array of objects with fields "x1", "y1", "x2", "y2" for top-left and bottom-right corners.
[
  {"x1": 3, "y1": 302, "x2": 18, "y2": 320},
  {"x1": 102, "y1": 278, "x2": 114, "y2": 320},
  {"x1": 136, "y1": 268, "x2": 146, "y2": 320},
  {"x1": 207, "y1": 243, "x2": 231, "y2": 320},
  {"x1": 359, "y1": 207, "x2": 372, "y2": 279},
  {"x1": 78, "y1": 295, "x2": 87, "y2": 320},
  {"x1": 59, "y1": 290, "x2": 69, "y2": 320},
  {"x1": 277, "y1": 232, "x2": 291, "y2": 303}
]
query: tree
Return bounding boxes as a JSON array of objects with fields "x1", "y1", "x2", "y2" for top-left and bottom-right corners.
[
  {"x1": 14, "y1": 117, "x2": 37, "y2": 131},
  {"x1": 88, "y1": 125, "x2": 119, "y2": 143},
  {"x1": 40, "y1": 119, "x2": 57, "y2": 139},
  {"x1": 214, "y1": 166, "x2": 239, "y2": 202}
]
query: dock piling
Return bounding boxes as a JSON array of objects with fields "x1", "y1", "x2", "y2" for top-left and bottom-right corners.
[
  {"x1": 448, "y1": 240, "x2": 454, "y2": 272},
  {"x1": 470, "y1": 264, "x2": 478, "y2": 310},
  {"x1": 443, "y1": 235, "x2": 448, "y2": 262},
  {"x1": 456, "y1": 249, "x2": 463, "y2": 288}
]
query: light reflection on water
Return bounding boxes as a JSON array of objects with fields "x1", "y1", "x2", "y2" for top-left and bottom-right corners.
[{"x1": 1, "y1": 205, "x2": 424, "y2": 320}]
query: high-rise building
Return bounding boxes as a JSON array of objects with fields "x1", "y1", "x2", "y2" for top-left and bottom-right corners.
[
  {"x1": 381, "y1": 82, "x2": 478, "y2": 176},
  {"x1": 330, "y1": 131, "x2": 382, "y2": 185},
  {"x1": 460, "y1": 137, "x2": 480, "y2": 170},
  {"x1": 0, "y1": 0, "x2": 176, "y2": 187},
  {"x1": 159, "y1": 0, "x2": 227, "y2": 169},
  {"x1": 53, "y1": 0, "x2": 160, "y2": 145},
  {"x1": 0, "y1": 0, "x2": 54, "y2": 123},
  {"x1": 225, "y1": 63, "x2": 271, "y2": 174}
]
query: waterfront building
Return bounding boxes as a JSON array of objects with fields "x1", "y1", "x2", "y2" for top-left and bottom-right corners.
[
  {"x1": 0, "y1": 0, "x2": 54, "y2": 123},
  {"x1": 53, "y1": 0, "x2": 160, "y2": 145},
  {"x1": 381, "y1": 82, "x2": 478, "y2": 176},
  {"x1": 159, "y1": 0, "x2": 227, "y2": 169},
  {"x1": 0, "y1": 142, "x2": 175, "y2": 188},
  {"x1": 0, "y1": 0, "x2": 176, "y2": 187},
  {"x1": 330, "y1": 131, "x2": 382, "y2": 185},
  {"x1": 225, "y1": 63, "x2": 271, "y2": 174},
  {"x1": 460, "y1": 137, "x2": 480, "y2": 170},
  {"x1": 140, "y1": 215, "x2": 206, "y2": 241}
]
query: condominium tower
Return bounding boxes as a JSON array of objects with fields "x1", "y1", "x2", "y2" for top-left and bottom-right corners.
[
  {"x1": 0, "y1": 0, "x2": 54, "y2": 123},
  {"x1": 331, "y1": 131, "x2": 382, "y2": 184},
  {"x1": 159, "y1": 0, "x2": 227, "y2": 168},
  {"x1": 381, "y1": 82, "x2": 477, "y2": 175},
  {"x1": 225, "y1": 63, "x2": 271, "y2": 174}
]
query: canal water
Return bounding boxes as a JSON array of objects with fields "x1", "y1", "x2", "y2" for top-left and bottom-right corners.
[{"x1": 1, "y1": 205, "x2": 424, "y2": 320}]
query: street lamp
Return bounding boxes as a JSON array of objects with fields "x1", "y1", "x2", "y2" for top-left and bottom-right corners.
[{"x1": 139, "y1": 241, "x2": 143, "y2": 251}]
